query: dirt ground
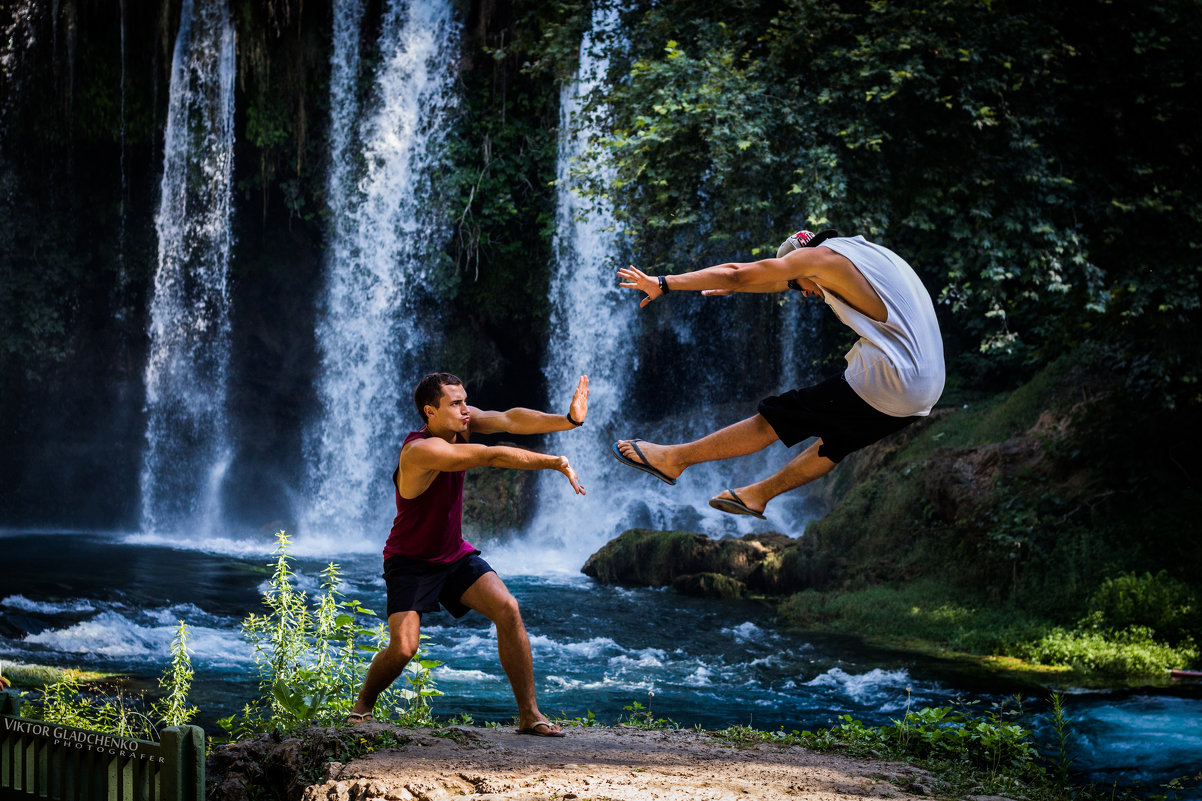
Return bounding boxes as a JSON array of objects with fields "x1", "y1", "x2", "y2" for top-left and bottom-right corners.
[{"x1": 300, "y1": 723, "x2": 937, "y2": 801}]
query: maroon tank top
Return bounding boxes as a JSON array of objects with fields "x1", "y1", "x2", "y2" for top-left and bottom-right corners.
[{"x1": 382, "y1": 428, "x2": 476, "y2": 564}]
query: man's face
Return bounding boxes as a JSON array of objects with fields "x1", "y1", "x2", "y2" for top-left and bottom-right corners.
[
  {"x1": 794, "y1": 276, "x2": 824, "y2": 299},
  {"x1": 426, "y1": 383, "x2": 470, "y2": 433}
]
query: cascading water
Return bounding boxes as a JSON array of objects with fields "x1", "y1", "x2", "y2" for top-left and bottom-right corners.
[
  {"x1": 516, "y1": 5, "x2": 632, "y2": 571},
  {"x1": 139, "y1": 0, "x2": 235, "y2": 538},
  {"x1": 302, "y1": 0, "x2": 461, "y2": 547}
]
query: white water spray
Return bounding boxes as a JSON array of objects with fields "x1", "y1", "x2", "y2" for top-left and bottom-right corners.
[
  {"x1": 302, "y1": 0, "x2": 461, "y2": 545},
  {"x1": 139, "y1": 0, "x2": 235, "y2": 538}
]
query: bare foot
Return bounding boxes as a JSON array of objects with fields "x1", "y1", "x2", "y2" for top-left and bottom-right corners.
[{"x1": 615, "y1": 439, "x2": 683, "y2": 481}]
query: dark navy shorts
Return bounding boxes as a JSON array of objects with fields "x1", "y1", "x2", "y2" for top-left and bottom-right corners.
[
  {"x1": 383, "y1": 551, "x2": 495, "y2": 619},
  {"x1": 757, "y1": 373, "x2": 920, "y2": 462}
]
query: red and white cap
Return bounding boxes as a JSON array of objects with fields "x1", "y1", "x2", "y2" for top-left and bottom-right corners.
[{"x1": 777, "y1": 228, "x2": 839, "y2": 258}]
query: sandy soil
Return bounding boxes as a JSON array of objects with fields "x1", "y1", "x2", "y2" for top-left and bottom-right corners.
[{"x1": 301, "y1": 723, "x2": 936, "y2": 801}]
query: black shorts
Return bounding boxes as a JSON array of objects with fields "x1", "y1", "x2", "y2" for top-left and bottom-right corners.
[
  {"x1": 383, "y1": 551, "x2": 495, "y2": 619},
  {"x1": 757, "y1": 373, "x2": 920, "y2": 463}
]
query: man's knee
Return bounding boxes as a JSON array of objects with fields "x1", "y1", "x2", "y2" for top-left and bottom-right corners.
[
  {"x1": 490, "y1": 594, "x2": 523, "y2": 630},
  {"x1": 381, "y1": 637, "x2": 419, "y2": 664},
  {"x1": 382, "y1": 615, "x2": 421, "y2": 663}
]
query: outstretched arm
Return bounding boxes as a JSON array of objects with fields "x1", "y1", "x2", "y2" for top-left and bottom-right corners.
[
  {"x1": 469, "y1": 375, "x2": 589, "y2": 435},
  {"x1": 617, "y1": 260, "x2": 795, "y2": 307},
  {"x1": 403, "y1": 438, "x2": 585, "y2": 494},
  {"x1": 616, "y1": 248, "x2": 849, "y2": 307},
  {"x1": 619, "y1": 248, "x2": 887, "y2": 319}
]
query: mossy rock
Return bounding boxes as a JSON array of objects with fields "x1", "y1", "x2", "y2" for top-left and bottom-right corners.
[
  {"x1": 581, "y1": 529, "x2": 712, "y2": 586},
  {"x1": 581, "y1": 529, "x2": 796, "y2": 587},
  {"x1": 672, "y1": 572, "x2": 747, "y2": 600}
]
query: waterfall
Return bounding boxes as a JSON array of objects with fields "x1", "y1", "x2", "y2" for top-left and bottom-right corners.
[
  {"x1": 139, "y1": 0, "x2": 235, "y2": 537},
  {"x1": 511, "y1": 5, "x2": 632, "y2": 571},
  {"x1": 302, "y1": 0, "x2": 461, "y2": 546}
]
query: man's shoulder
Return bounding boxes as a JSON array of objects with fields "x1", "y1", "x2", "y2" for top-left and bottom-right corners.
[{"x1": 400, "y1": 430, "x2": 470, "y2": 468}]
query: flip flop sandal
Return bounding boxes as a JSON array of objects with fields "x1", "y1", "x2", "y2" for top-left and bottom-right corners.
[
  {"x1": 611, "y1": 439, "x2": 676, "y2": 485},
  {"x1": 708, "y1": 489, "x2": 766, "y2": 520},
  {"x1": 515, "y1": 720, "x2": 566, "y2": 737}
]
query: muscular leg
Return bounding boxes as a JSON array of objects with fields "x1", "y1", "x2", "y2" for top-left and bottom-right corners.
[
  {"x1": 713, "y1": 438, "x2": 837, "y2": 514},
  {"x1": 459, "y1": 572, "x2": 559, "y2": 733},
  {"x1": 352, "y1": 610, "x2": 421, "y2": 718},
  {"x1": 616, "y1": 413, "x2": 779, "y2": 481}
]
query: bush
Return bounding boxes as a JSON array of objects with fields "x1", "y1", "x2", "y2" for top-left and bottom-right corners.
[
  {"x1": 1084, "y1": 571, "x2": 1200, "y2": 645},
  {"x1": 1019, "y1": 625, "x2": 1197, "y2": 677}
]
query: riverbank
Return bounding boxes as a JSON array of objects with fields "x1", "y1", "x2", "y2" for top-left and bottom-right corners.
[{"x1": 205, "y1": 721, "x2": 958, "y2": 801}]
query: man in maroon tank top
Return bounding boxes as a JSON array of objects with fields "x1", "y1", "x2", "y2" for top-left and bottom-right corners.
[{"x1": 349, "y1": 372, "x2": 589, "y2": 736}]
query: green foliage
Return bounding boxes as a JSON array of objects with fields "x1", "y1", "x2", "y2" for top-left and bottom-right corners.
[
  {"x1": 1084, "y1": 572, "x2": 1200, "y2": 646},
  {"x1": 14, "y1": 623, "x2": 196, "y2": 740},
  {"x1": 22, "y1": 676, "x2": 156, "y2": 740},
  {"x1": 152, "y1": 622, "x2": 198, "y2": 728},
  {"x1": 575, "y1": 34, "x2": 782, "y2": 267},
  {"x1": 1048, "y1": 693, "x2": 1073, "y2": 789},
  {"x1": 1019, "y1": 626, "x2": 1197, "y2": 677},
  {"x1": 710, "y1": 697, "x2": 1083, "y2": 801},
  {"x1": 219, "y1": 531, "x2": 442, "y2": 737},
  {"x1": 561, "y1": 709, "x2": 602, "y2": 728},
  {"x1": 619, "y1": 692, "x2": 677, "y2": 730},
  {"x1": 0, "y1": 663, "x2": 113, "y2": 688},
  {"x1": 778, "y1": 578, "x2": 1198, "y2": 678}
]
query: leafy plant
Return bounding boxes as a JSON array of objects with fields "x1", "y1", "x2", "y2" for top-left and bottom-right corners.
[
  {"x1": 1048, "y1": 692, "x2": 1074, "y2": 789},
  {"x1": 619, "y1": 692, "x2": 677, "y2": 730},
  {"x1": 153, "y1": 621, "x2": 198, "y2": 728},
  {"x1": 219, "y1": 531, "x2": 441, "y2": 736}
]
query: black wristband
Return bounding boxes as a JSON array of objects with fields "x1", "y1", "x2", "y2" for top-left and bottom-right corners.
[
  {"x1": 657, "y1": 275, "x2": 670, "y2": 295},
  {"x1": 567, "y1": 411, "x2": 583, "y2": 427}
]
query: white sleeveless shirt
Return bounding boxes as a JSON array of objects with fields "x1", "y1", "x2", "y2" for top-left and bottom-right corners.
[{"x1": 818, "y1": 236, "x2": 945, "y2": 417}]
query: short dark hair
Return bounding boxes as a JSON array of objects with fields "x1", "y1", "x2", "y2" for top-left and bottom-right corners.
[{"x1": 414, "y1": 372, "x2": 463, "y2": 423}]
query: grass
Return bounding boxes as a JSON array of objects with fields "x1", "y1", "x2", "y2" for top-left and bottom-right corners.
[
  {"x1": 776, "y1": 580, "x2": 1197, "y2": 682},
  {"x1": 1, "y1": 662, "x2": 117, "y2": 687}
]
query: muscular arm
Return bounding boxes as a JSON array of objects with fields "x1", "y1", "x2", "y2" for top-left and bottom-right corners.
[
  {"x1": 406, "y1": 438, "x2": 563, "y2": 472},
  {"x1": 400, "y1": 437, "x2": 584, "y2": 496},
  {"x1": 618, "y1": 248, "x2": 885, "y2": 320},
  {"x1": 469, "y1": 407, "x2": 575, "y2": 436},
  {"x1": 468, "y1": 375, "x2": 589, "y2": 435}
]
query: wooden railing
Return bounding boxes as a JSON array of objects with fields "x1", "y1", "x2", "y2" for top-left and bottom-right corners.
[{"x1": 0, "y1": 690, "x2": 204, "y2": 801}]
